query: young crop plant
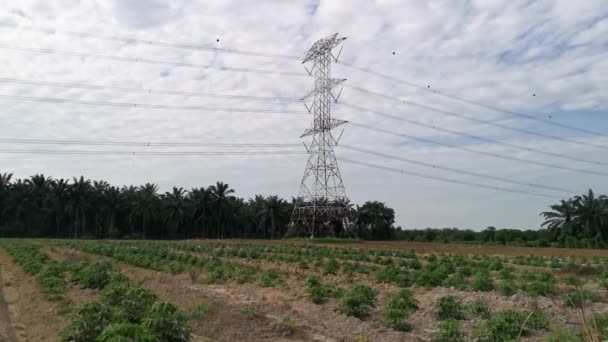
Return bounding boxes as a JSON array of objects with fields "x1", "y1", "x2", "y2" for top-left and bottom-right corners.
[
  {"x1": 472, "y1": 271, "x2": 495, "y2": 292},
  {"x1": 498, "y1": 281, "x2": 517, "y2": 296},
  {"x1": 306, "y1": 276, "x2": 330, "y2": 304},
  {"x1": 473, "y1": 308, "x2": 548, "y2": 342},
  {"x1": 323, "y1": 258, "x2": 340, "y2": 275},
  {"x1": 337, "y1": 285, "x2": 377, "y2": 319},
  {"x1": 562, "y1": 288, "x2": 605, "y2": 308},
  {"x1": 381, "y1": 289, "x2": 419, "y2": 331},
  {"x1": 60, "y1": 302, "x2": 117, "y2": 342},
  {"x1": 71, "y1": 261, "x2": 113, "y2": 289},
  {"x1": 465, "y1": 299, "x2": 491, "y2": 319},
  {"x1": 258, "y1": 269, "x2": 285, "y2": 287},
  {"x1": 434, "y1": 295, "x2": 465, "y2": 320},
  {"x1": 96, "y1": 323, "x2": 154, "y2": 342},
  {"x1": 521, "y1": 272, "x2": 557, "y2": 297},
  {"x1": 141, "y1": 302, "x2": 190, "y2": 342},
  {"x1": 431, "y1": 320, "x2": 466, "y2": 342}
]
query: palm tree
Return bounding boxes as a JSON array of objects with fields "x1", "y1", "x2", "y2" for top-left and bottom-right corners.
[
  {"x1": 208, "y1": 182, "x2": 235, "y2": 239},
  {"x1": 67, "y1": 176, "x2": 92, "y2": 238},
  {"x1": 25, "y1": 174, "x2": 53, "y2": 236},
  {"x1": 188, "y1": 187, "x2": 211, "y2": 238},
  {"x1": 255, "y1": 195, "x2": 290, "y2": 238},
  {"x1": 541, "y1": 199, "x2": 578, "y2": 240},
  {"x1": 50, "y1": 179, "x2": 69, "y2": 238},
  {"x1": 161, "y1": 187, "x2": 189, "y2": 239},
  {"x1": 101, "y1": 186, "x2": 124, "y2": 238},
  {"x1": 0, "y1": 172, "x2": 13, "y2": 225},
  {"x1": 130, "y1": 183, "x2": 158, "y2": 239},
  {"x1": 573, "y1": 189, "x2": 607, "y2": 241}
]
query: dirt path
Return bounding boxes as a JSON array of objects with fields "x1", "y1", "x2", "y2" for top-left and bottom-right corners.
[
  {"x1": 0, "y1": 262, "x2": 17, "y2": 342},
  {"x1": 0, "y1": 249, "x2": 66, "y2": 341}
]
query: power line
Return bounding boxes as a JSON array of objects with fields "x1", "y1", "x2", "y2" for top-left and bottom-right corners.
[
  {"x1": 0, "y1": 138, "x2": 301, "y2": 147},
  {"x1": 348, "y1": 122, "x2": 608, "y2": 176},
  {"x1": 339, "y1": 61, "x2": 607, "y2": 138},
  {"x1": 339, "y1": 144, "x2": 575, "y2": 193},
  {"x1": 0, "y1": 94, "x2": 308, "y2": 114},
  {"x1": 341, "y1": 102, "x2": 608, "y2": 163},
  {"x1": 0, "y1": 149, "x2": 307, "y2": 156},
  {"x1": 0, "y1": 77, "x2": 304, "y2": 103},
  {"x1": 339, "y1": 157, "x2": 562, "y2": 199},
  {"x1": 10, "y1": 25, "x2": 303, "y2": 60},
  {"x1": 0, "y1": 44, "x2": 307, "y2": 77},
  {"x1": 346, "y1": 85, "x2": 608, "y2": 157}
]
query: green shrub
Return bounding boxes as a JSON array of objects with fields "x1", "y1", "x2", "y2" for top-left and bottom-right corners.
[
  {"x1": 434, "y1": 295, "x2": 465, "y2": 320},
  {"x1": 382, "y1": 289, "x2": 418, "y2": 331},
  {"x1": 141, "y1": 302, "x2": 191, "y2": 342},
  {"x1": 466, "y1": 299, "x2": 491, "y2": 319},
  {"x1": 432, "y1": 320, "x2": 465, "y2": 342},
  {"x1": 337, "y1": 285, "x2": 376, "y2": 319}
]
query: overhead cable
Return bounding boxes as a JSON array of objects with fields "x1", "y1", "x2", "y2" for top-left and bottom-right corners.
[
  {"x1": 339, "y1": 61, "x2": 606, "y2": 137},
  {"x1": 348, "y1": 122, "x2": 608, "y2": 176},
  {"x1": 340, "y1": 158, "x2": 563, "y2": 199},
  {"x1": 0, "y1": 44, "x2": 307, "y2": 77}
]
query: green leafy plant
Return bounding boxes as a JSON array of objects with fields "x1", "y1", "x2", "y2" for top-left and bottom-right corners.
[
  {"x1": 337, "y1": 285, "x2": 376, "y2": 319},
  {"x1": 432, "y1": 320, "x2": 465, "y2": 342},
  {"x1": 140, "y1": 302, "x2": 191, "y2": 342},
  {"x1": 466, "y1": 299, "x2": 491, "y2": 319},
  {"x1": 562, "y1": 289, "x2": 604, "y2": 308},
  {"x1": 382, "y1": 289, "x2": 418, "y2": 331},
  {"x1": 72, "y1": 261, "x2": 113, "y2": 289},
  {"x1": 434, "y1": 295, "x2": 465, "y2": 320},
  {"x1": 59, "y1": 302, "x2": 116, "y2": 342},
  {"x1": 96, "y1": 323, "x2": 154, "y2": 342}
]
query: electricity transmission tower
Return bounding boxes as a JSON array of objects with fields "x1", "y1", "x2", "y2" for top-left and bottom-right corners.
[{"x1": 288, "y1": 33, "x2": 353, "y2": 238}]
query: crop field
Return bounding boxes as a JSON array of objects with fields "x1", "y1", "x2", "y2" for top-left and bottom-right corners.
[{"x1": 0, "y1": 240, "x2": 607, "y2": 341}]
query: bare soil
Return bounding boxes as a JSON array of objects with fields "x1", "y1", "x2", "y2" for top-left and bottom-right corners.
[{"x1": 0, "y1": 250, "x2": 66, "y2": 342}]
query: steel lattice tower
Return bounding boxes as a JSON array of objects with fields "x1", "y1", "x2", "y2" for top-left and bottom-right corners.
[{"x1": 288, "y1": 33, "x2": 352, "y2": 238}]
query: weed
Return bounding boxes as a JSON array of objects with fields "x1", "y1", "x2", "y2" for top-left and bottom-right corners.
[
  {"x1": 240, "y1": 305, "x2": 255, "y2": 319},
  {"x1": 546, "y1": 326, "x2": 583, "y2": 342},
  {"x1": 183, "y1": 302, "x2": 215, "y2": 319}
]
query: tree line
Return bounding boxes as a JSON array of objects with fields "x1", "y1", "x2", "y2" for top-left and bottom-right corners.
[
  {"x1": 0, "y1": 172, "x2": 396, "y2": 240},
  {"x1": 396, "y1": 189, "x2": 608, "y2": 249}
]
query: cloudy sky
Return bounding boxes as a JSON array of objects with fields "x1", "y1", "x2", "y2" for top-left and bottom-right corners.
[{"x1": 0, "y1": 0, "x2": 607, "y2": 230}]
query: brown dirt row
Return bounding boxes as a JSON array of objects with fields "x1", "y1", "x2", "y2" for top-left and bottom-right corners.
[
  {"x1": 181, "y1": 239, "x2": 608, "y2": 258},
  {"x1": 0, "y1": 249, "x2": 67, "y2": 342}
]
